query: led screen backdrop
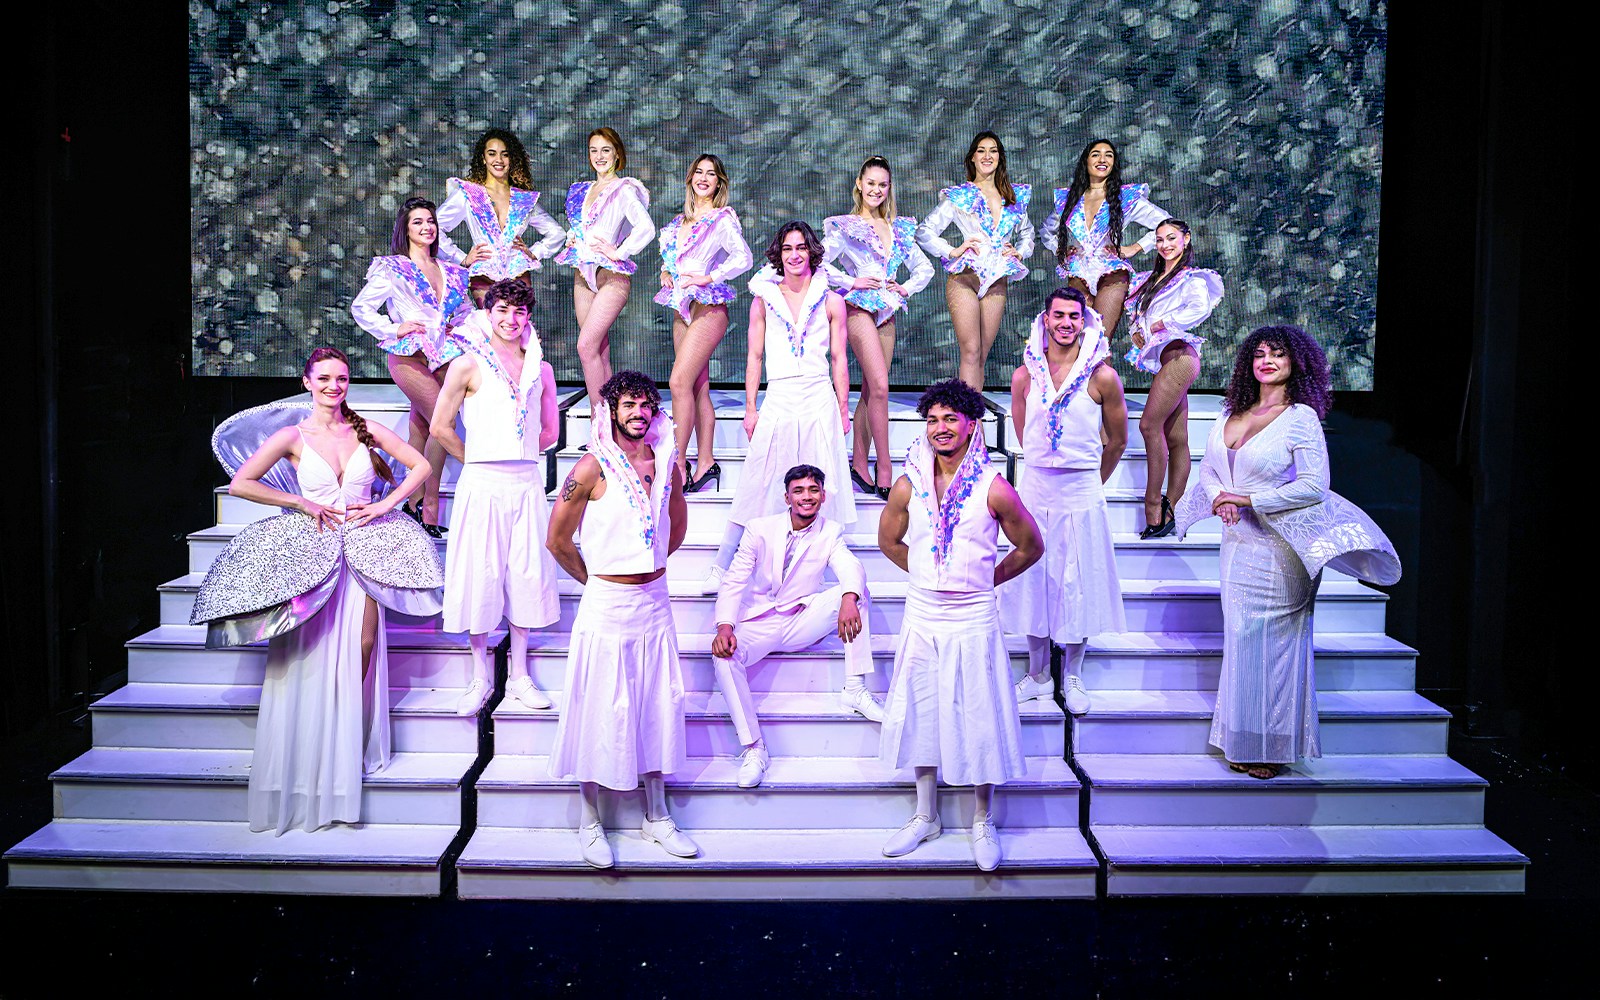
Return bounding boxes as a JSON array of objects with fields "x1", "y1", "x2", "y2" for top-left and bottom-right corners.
[{"x1": 190, "y1": 0, "x2": 1385, "y2": 389}]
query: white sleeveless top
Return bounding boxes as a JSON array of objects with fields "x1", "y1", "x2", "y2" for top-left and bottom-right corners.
[
  {"x1": 903, "y1": 431, "x2": 1002, "y2": 593},
  {"x1": 454, "y1": 313, "x2": 546, "y2": 464},
  {"x1": 748, "y1": 268, "x2": 832, "y2": 381},
  {"x1": 1019, "y1": 309, "x2": 1111, "y2": 471},
  {"x1": 580, "y1": 406, "x2": 677, "y2": 575}
]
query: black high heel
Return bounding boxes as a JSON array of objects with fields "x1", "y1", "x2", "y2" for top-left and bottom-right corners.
[
  {"x1": 1139, "y1": 495, "x2": 1176, "y2": 539},
  {"x1": 850, "y1": 467, "x2": 876, "y2": 495},
  {"x1": 683, "y1": 462, "x2": 722, "y2": 494}
]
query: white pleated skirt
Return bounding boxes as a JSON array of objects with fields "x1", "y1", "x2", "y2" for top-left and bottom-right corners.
[
  {"x1": 877, "y1": 587, "x2": 1025, "y2": 786},
  {"x1": 728, "y1": 374, "x2": 856, "y2": 527},
  {"x1": 547, "y1": 576, "x2": 686, "y2": 790},
  {"x1": 248, "y1": 564, "x2": 391, "y2": 835},
  {"x1": 1211, "y1": 511, "x2": 1321, "y2": 764},
  {"x1": 443, "y1": 460, "x2": 561, "y2": 634},
  {"x1": 1002, "y1": 466, "x2": 1127, "y2": 643}
]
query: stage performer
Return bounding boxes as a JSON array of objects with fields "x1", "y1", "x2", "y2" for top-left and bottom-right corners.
[
  {"x1": 915, "y1": 132, "x2": 1034, "y2": 389},
  {"x1": 1123, "y1": 219, "x2": 1225, "y2": 538},
  {"x1": 1040, "y1": 138, "x2": 1170, "y2": 339},
  {"x1": 350, "y1": 196, "x2": 473, "y2": 537},
  {"x1": 1176, "y1": 327, "x2": 1399, "y2": 779},
  {"x1": 877, "y1": 379, "x2": 1044, "y2": 871},
  {"x1": 430, "y1": 279, "x2": 561, "y2": 716},
  {"x1": 656, "y1": 153, "x2": 753, "y2": 493},
  {"x1": 702, "y1": 221, "x2": 854, "y2": 593},
  {"x1": 190, "y1": 347, "x2": 442, "y2": 835},
  {"x1": 546, "y1": 370, "x2": 695, "y2": 868},
  {"x1": 822, "y1": 155, "x2": 934, "y2": 497},
  {"x1": 553, "y1": 127, "x2": 656, "y2": 405},
  {"x1": 712, "y1": 464, "x2": 884, "y2": 788},
  {"x1": 1002, "y1": 287, "x2": 1128, "y2": 715},
  {"x1": 437, "y1": 128, "x2": 565, "y2": 304}
]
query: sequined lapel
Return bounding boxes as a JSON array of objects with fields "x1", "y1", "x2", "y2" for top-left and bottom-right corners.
[
  {"x1": 1023, "y1": 309, "x2": 1109, "y2": 450},
  {"x1": 905, "y1": 426, "x2": 990, "y2": 567}
]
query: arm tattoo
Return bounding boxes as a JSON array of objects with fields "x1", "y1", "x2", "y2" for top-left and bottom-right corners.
[{"x1": 559, "y1": 471, "x2": 581, "y2": 503}]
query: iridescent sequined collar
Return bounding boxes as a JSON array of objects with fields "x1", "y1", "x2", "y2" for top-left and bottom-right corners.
[
  {"x1": 660, "y1": 207, "x2": 731, "y2": 274},
  {"x1": 750, "y1": 269, "x2": 830, "y2": 357},
  {"x1": 455, "y1": 178, "x2": 539, "y2": 243},
  {"x1": 379, "y1": 256, "x2": 469, "y2": 320},
  {"x1": 456, "y1": 313, "x2": 544, "y2": 440},
  {"x1": 904, "y1": 423, "x2": 991, "y2": 567},
  {"x1": 943, "y1": 183, "x2": 1032, "y2": 240},
  {"x1": 1023, "y1": 308, "x2": 1109, "y2": 450},
  {"x1": 589, "y1": 402, "x2": 677, "y2": 553}
]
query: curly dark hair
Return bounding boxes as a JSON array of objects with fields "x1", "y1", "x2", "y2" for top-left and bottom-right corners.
[
  {"x1": 765, "y1": 220, "x2": 824, "y2": 272},
  {"x1": 916, "y1": 378, "x2": 987, "y2": 420},
  {"x1": 1223, "y1": 325, "x2": 1333, "y2": 419},
  {"x1": 783, "y1": 464, "x2": 825, "y2": 488},
  {"x1": 390, "y1": 197, "x2": 439, "y2": 257},
  {"x1": 599, "y1": 369, "x2": 662, "y2": 411},
  {"x1": 467, "y1": 128, "x2": 535, "y2": 190},
  {"x1": 1058, "y1": 139, "x2": 1125, "y2": 265},
  {"x1": 484, "y1": 278, "x2": 536, "y2": 313}
]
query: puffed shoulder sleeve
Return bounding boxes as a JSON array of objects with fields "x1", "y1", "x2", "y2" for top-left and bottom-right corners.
[
  {"x1": 1249, "y1": 409, "x2": 1329, "y2": 514},
  {"x1": 708, "y1": 210, "x2": 753, "y2": 283},
  {"x1": 1125, "y1": 185, "x2": 1171, "y2": 252},
  {"x1": 349, "y1": 260, "x2": 400, "y2": 340},
  {"x1": 1161, "y1": 270, "x2": 1226, "y2": 332},
  {"x1": 1041, "y1": 188, "x2": 1068, "y2": 258},
  {"x1": 615, "y1": 181, "x2": 656, "y2": 258},
  {"x1": 434, "y1": 184, "x2": 469, "y2": 265},
  {"x1": 821, "y1": 217, "x2": 853, "y2": 291},
  {"x1": 901, "y1": 221, "x2": 935, "y2": 295},
  {"x1": 915, "y1": 195, "x2": 960, "y2": 261},
  {"x1": 1010, "y1": 188, "x2": 1035, "y2": 259}
]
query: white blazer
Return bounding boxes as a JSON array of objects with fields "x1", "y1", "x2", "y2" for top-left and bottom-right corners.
[{"x1": 714, "y1": 512, "x2": 867, "y2": 627}]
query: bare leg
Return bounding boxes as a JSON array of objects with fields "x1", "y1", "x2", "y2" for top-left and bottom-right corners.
[
  {"x1": 385, "y1": 352, "x2": 448, "y2": 526},
  {"x1": 1138, "y1": 342, "x2": 1199, "y2": 526},
  {"x1": 669, "y1": 303, "x2": 729, "y2": 481},
  {"x1": 575, "y1": 271, "x2": 631, "y2": 406},
  {"x1": 976, "y1": 278, "x2": 1009, "y2": 387},
  {"x1": 1157, "y1": 344, "x2": 1199, "y2": 506},
  {"x1": 1092, "y1": 272, "x2": 1131, "y2": 342},
  {"x1": 360, "y1": 595, "x2": 379, "y2": 678},
  {"x1": 847, "y1": 307, "x2": 891, "y2": 487},
  {"x1": 877, "y1": 319, "x2": 898, "y2": 485},
  {"x1": 946, "y1": 272, "x2": 983, "y2": 388}
]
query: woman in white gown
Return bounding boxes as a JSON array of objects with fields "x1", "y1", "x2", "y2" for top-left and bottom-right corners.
[
  {"x1": 1178, "y1": 327, "x2": 1398, "y2": 778},
  {"x1": 190, "y1": 348, "x2": 443, "y2": 833},
  {"x1": 1122, "y1": 219, "x2": 1225, "y2": 538}
]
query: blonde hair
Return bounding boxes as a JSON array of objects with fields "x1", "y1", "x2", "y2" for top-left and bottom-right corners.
[
  {"x1": 850, "y1": 155, "x2": 897, "y2": 220},
  {"x1": 588, "y1": 127, "x2": 627, "y2": 172},
  {"x1": 682, "y1": 154, "x2": 730, "y2": 221}
]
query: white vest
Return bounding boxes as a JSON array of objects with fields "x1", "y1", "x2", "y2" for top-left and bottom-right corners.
[
  {"x1": 751, "y1": 270, "x2": 832, "y2": 381},
  {"x1": 461, "y1": 350, "x2": 543, "y2": 464},
  {"x1": 579, "y1": 410, "x2": 676, "y2": 575},
  {"x1": 904, "y1": 434, "x2": 1003, "y2": 593},
  {"x1": 1020, "y1": 310, "x2": 1110, "y2": 471}
]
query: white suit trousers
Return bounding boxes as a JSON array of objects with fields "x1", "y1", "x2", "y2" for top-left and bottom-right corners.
[{"x1": 713, "y1": 585, "x2": 873, "y2": 745}]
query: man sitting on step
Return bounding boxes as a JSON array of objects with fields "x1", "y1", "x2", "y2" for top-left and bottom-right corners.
[{"x1": 711, "y1": 463, "x2": 885, "y2": 789}]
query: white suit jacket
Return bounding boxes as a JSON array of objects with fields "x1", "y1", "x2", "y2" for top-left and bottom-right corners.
[{"x1": 714, "y1": 512, "x2": 867, "y2": 627}]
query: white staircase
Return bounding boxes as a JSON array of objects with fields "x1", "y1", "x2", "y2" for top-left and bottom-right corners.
[{"x1": 4, "y1": 386, "x2": 1526, "y2": 896}]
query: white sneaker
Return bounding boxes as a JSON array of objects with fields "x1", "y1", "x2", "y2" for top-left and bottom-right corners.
[
  {"x1": 505, "y1": 675, "x2": 553, "y2": 710},
  {"x1": 641, "y1": 816, "x2": 700, "y2": 858},
  {"x1": 455, "y1": 678, "x2": 490, "y2": 716},
  {"x1": 882, "y1": 814, "x2": 942, "y2": 857},
  {"x1": 700, "y1": 564, "x2": 725, "y2": 595},
  {"x1": 1062, "y1": 674, "x2": 1091, "y2": 716},
  {"x1": 1014, "y1": 673, "x2": 1053, "y2": 704},
  {"x1": 577, "y1": 821, "x2": 614, "y2": 869},
  {"x1": 972, "y1": 818, "x2": 1001, "y2": 871},
  {"x1": 840, "y1": 685, "x2": 886, "y2": 722},
  {"x1": 736, "y1": 743, "x2": 770, "y2": 788}
]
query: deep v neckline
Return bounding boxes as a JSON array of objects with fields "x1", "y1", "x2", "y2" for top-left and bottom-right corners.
[
  {"x1": 412, "y1": 255, "x2": 445, "y2": 304},
  {"x1": 1224, "y1": 404, "x2": 1291, "y2": 452},
  {"x1": 297, "y1": 426, "x2": 361, "y2": 487}
]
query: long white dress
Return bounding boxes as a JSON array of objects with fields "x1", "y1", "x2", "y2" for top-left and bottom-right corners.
[
  {"x1": 248, "y1": 437, "x2": 391, "y2": 835},
  {"x1": 1196, "y1": 405, "x2": 1330, "y2": 764}
]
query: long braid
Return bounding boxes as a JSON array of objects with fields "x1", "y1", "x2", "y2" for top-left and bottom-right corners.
[{"x1": 340, "y1": 400, "x2": 396, "y2": 486}]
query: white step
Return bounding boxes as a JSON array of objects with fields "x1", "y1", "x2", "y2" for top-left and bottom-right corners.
[
  {"x1": 127, "y1": 624, "x2": 480, "y2": 689},
  {"x1": 1077, "y1": 753, "x2": 1492, "y2": 827},
  {"x1": 1071, "y1": 690, "x2": 1450, "y2": 755},
  {"x1": 1094, "y1": 825, "x2": 1528, "y2": 895},
  {"x1": 48, "y1": 748, "x2": 473, "y2": 825},
  {"x1": 475, "y1": 754, "x2": 1080, "y2": 830},
  {"x1": 4, "y1": 820, "x2": 455, "y2": 895},
  {"x1": 1079, "y1": 632, "x2": 1417, "y2": 692},
  {"x1": 455, "y1": 825, "x2": 1097, "y2": 900},
  {"x1": 491, "y1": 691, "x2": 1067, "y2": 759},
  {"x1": 87, "y1": 683, "x2": 478, "y2": 754}
]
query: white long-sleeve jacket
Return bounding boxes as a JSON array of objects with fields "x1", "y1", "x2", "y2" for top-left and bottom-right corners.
[
  {"x1": 349, "y1": 255, "x2": 474, "y2": 370},
  {"x1": 436, "y1": 177, "x2": 565, "y2": 281},
  {"x1": 821, "y1": 214, "x2": 934, "y2": 325},
  {"x1": 552, "y1": 177, "x2": 656, "y2": 291},
  {"x1": 915, "y1": 182, "x2": 1034, "y2": 297}
]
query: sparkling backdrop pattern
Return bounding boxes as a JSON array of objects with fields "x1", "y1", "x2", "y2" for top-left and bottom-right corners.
[{"x1": 190, "y1": 0, "x2": 1385, "y2": 390}]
